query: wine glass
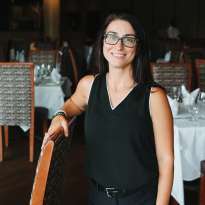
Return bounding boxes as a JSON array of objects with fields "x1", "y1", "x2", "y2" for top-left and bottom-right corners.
[{"x1": 188, "y1": 103, "x2": 199, "y2": 121}]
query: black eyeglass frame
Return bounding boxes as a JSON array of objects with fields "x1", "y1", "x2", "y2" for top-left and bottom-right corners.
[{"x1": 103, "y1": 33, "x2": 139, "y2": 48}]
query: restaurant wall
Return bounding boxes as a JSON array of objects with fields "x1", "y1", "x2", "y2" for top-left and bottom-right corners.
[
  {"x1": 0, "y1": 0, "x2": 205, "y2": 49},
  {"x1": 60, "y1": 0, "x2": 205, "y2": 41}
]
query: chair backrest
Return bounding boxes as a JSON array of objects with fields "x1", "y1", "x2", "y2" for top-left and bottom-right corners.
[
  {"x1": 0, "y1": 63, "x2": 34, "y2": 127},
  {"x1": 30, "y1": 136, "x2": 72, "y2": 205},
  {"x1": 68, "y1": 47, "x2": 79, "y2": 90},
  {"x1": 184, "y1": 48, "x2": 205, "y2": 64},
  {"x1": 150, "y1": 62, "x2": 192, "y2": 94},
  {"x1": 30, "y1": 117, "x2": 76, "y2": 205},
  {"x1": 195, "y1": 59, "x2": 205, "y2": 91},
  {"x1": 29, "y1": 140, "x2": 54, "y2": 205},
  {"x1": 200, "y1": 160, "x2": 205, "y2": 205},
  {"x1": 29, "y1": 50, "x2": 57, "y2": 67}
]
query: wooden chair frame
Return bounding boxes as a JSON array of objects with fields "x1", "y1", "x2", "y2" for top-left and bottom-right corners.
[
  {"x1": 195, "y1": 59, "x2": 205, "y2": 90},
  {"x1": 30, "y1": 117, "x2": 76, "y2": 205},
  {"x1": 200, "y1": 160, "x2": 205, "y2": 205},
  {"x1": 0, "y1": 62, "x2": 34, "y2": 162},
  {"x1": 29, "y1": 140, "x2": 54, "y2": 205}
]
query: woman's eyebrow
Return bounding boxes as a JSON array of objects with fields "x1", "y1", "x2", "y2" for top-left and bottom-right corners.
[
  {"x1": 106, "y1": 31, "x2": 117, "y2": 35},
  {"x1": 105, "y1": 31, "x2": 137, "y2": 38},
  {"x1": 123, "y1": 34, "x2": 137, "y2": 37}
]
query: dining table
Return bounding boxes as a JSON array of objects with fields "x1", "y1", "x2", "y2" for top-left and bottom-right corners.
[
  {"x1": 34, "y1": 77, "x2": 72, "y2": 119},
  {"x1": 171, "y1": 108, "x2": 205, "y2": 205}
]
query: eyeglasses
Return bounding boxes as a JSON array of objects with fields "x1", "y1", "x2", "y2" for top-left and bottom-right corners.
[{"x1": 104, "y1": 33, "x2": 139, "y2": 48}]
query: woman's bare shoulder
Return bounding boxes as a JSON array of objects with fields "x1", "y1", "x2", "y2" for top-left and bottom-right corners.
[
  {"x1": 78, "y1": 74, "x2": 95, "y2": 88},
  {"x1": 149, "y1": 86, "x2": 172, "y2": 118},
  {"x1": 71, "y1": 74, "x2": 96, "y2": 107},
  {"x1": 150, "y1": 87, "x2": 168, "y2": 106}
]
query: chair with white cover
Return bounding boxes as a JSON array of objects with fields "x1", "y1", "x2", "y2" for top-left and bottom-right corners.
[{"x1": 0, "y1": 62, "x2": 34, "y2": 162}]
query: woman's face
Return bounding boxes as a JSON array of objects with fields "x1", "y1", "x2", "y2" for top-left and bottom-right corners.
[{"x1": 103, "y1": 19, "x2": 138, "y2": 70}]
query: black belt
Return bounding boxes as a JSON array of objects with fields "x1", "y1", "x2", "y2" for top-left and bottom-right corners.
[{"x1": 91, "y1": 179, "x2": 139, "y2": 198}]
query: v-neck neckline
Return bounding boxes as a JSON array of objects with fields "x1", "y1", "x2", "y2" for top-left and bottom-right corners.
[{"x1": 105, "y1": 74, "x2": 139, "y2": 111}]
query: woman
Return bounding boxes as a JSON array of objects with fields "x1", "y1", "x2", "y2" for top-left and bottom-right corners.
[{"x1": 43, "y1": 13, "x2": 174, "y2": 205}]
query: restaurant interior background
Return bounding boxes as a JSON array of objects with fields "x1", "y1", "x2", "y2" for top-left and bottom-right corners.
[
  {"x1": 0, "y1": 1, "x2": 205, "y2": 205},
  {"x1": 0, "y1": 0, "x2": 205, "y2": 64}
]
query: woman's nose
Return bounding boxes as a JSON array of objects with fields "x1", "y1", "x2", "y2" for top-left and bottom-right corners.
[{"x1": 115, "y1": 39, "x2": 123, "y2": 50}]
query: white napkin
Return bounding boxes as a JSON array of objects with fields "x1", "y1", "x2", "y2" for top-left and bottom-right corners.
[
  {"x1": 34, "y1": 65, "x2": 41, "y2": 83},
  {"x1": 200, "y1": 92, "x2": 205, "y2": 99},
  {"x1": 167, "y1": 95, "x2": 179, "y2": 116},
  {"x1": 164, "y1": 50, "x2": 171, "y2": 62},
  {"x1": 51, "y1": 68, "x2": 61, "y2": 83},
  {"x1": 181, "y1": 85, "x2": 200, "y2": 106}
]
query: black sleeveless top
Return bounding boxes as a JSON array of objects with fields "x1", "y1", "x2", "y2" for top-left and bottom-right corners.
[{"x1": 84, "y1": 74, "x2": 159, "y2": 190}]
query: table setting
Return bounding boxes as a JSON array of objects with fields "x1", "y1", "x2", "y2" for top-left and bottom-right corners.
[
  {"x1": 168, "y1": 85, "x2": 205, "y2": 205},
  {"x1": 34, "y1": 64, "x2": 72, "y2": 119}
]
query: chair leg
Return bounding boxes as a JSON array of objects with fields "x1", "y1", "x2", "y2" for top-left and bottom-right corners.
[
  {"x1": 29, "y1": 126, "x2": 35, "y2": 162},
  {"x1": 200, "y1": 161, "x2": 205, "y2": 205},
  {"x1": 4, "y1": 126, "x2": 9, "y2": 147},
  {"x1": 42, "y1": 119, "x2": 48, "y2": 135},
  {"x1": 0, "y1": 126, "x2": 3, "y2": 162},
  {"x1": 169, "y1": 196, "x2": 178, "y2": 205}
]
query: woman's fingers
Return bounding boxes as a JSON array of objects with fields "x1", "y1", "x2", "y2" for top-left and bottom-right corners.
[
  {"x1": 41, "y1": 116, "x2": 69, "y2": 149},
  {"x1": 61, "y1": 120, "x2": 69, "y2": 137},
  {"x1": 41, "y1": 132, "x2": 51, "y2": 149}
]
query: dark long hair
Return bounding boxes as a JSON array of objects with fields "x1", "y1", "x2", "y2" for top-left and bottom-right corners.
[{"x1": 91, "y1": 12, "x2": 153, "y2": 83}]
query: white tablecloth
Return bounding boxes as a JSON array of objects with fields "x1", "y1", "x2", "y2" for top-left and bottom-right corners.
[
  {"x1": 35, "y1": 78, "x2": 72, "y2": 119},
  {"x1": 171, "y1": 116, "x2": 205, "y2": 205}
]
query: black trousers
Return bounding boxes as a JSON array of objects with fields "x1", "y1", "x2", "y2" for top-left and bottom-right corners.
[{"x1": 88, "y1": 181, "x2": 157, "y2": 205}]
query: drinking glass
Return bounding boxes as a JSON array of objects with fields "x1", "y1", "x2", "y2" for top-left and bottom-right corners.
[{"x1": 188, "y1": 104, "x2": 199, "y2": 121}]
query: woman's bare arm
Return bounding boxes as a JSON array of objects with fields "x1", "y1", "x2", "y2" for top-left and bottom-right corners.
[
  {"x1": 149, "y1": 87, "x2": 174, "y2": 205},
  {"x1": 42, "y1": 75, "x2": 94, "y2": 148}
]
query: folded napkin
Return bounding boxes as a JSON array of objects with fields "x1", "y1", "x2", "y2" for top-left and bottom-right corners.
[
  {"x1": 156, "y1": 51, "x2": 171, "y2": 63},
  {"x1": 167, "y1": 95, "x2": 179, "y2": 116},
  {"x1": 200, "y1": 92, "x2": 205, "y2": 99},
  {"x1": 181, "y1": 85, "x2": 200, "y2": 106},
  {"x1": 164, "y1": 50, "x2": 171, "y2": 62},
  {"x1": 51, "y1": 68, "x2": 61, "y2": 83}
]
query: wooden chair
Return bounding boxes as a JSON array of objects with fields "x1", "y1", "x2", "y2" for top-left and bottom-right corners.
[
  {"x1": 28, "y1": 50, "x2": 57, "y2": 67},
  {"x1": 195, "y1": 59, "x2": 205, "y2": 91},
  {"x1": 67, "y1": 47, "x2": 79, "y2": 90},
  {"x1": 200, "y1": 160, "x2": 205, "y2": 205},
  {"x1": 150, "y1": 62, "x2": 192, "y2": 94},
  {"x1": 183, "y1": 48, "x2": 205, "y2": 89},
  {"x1": 30, "y1": 118, "x2": 76, "y2": 205},
  {"x1": 0, "y1": 63, "x2": 34, "y2": 162},
  {"x1": 60, "y1": 46, "x2": 79, "y2": 92},
  {"x1": 28, "y1": 50, "x2": 56, "y2": 137}
]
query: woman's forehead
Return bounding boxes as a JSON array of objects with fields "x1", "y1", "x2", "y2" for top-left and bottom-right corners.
[{"x1": 105, "y1": 19, "x2": 136, "y2": 35}]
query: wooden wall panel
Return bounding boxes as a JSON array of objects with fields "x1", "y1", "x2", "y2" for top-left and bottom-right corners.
[
  {"x1": 198, "y1": 0, "x2": 205, "y2": 38},
  {"x1": 131, "y1": 0, "x2": 153, "y2": 33},
  {"x1": 152, "y1": 0, "x2": 174, "y2": 28},
  {"x1": 176, "y1": 0, "x2": 198, "y2": 39},
  {"x1": 60, "y1": 0, "x2": 205, "y2": 40}
]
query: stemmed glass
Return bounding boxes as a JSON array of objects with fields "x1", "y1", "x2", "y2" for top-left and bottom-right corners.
[
  {"x1": 188, "y1": 103, "x2": 199, "y2": 121},
  {"x1": 197, "y1": 91, "x2": 205, "y2": 118}
]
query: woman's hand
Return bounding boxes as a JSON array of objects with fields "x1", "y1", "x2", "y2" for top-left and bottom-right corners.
[
  {"x1": 41, "y1": 115, "x2": 69, "y2": 149},
  {"x1": 40, "y1": 75, "x2": 94, "y2": 149}
]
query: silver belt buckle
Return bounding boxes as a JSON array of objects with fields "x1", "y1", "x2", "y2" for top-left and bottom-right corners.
[{"x1": 105, "y1": 187, "x2": 118, "y2": 198}]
